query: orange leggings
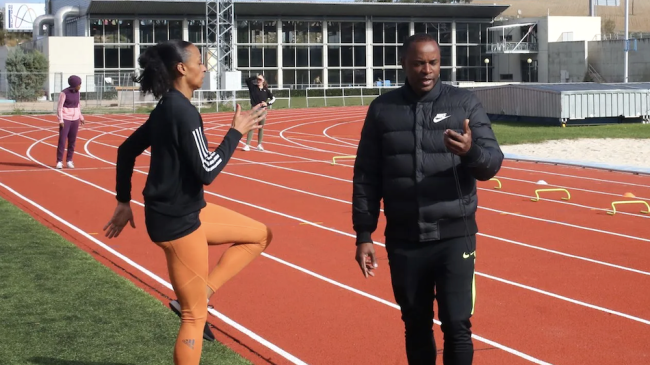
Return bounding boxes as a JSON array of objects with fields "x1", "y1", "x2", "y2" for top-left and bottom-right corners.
[{"x1": 154, "y1": 203, "x2": 272, "y2": 365}]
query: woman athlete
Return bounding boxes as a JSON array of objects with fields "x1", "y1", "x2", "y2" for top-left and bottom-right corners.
[{"x1": 102, "y1": 39, "x2": 272, "y2": 365}]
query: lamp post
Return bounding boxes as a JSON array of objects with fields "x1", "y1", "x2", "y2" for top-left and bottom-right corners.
[
  {"x1": 527, "y1": 58, "x2": 532, "y2": 82},
  {"x1": 484, "y1": 58, "x2": 490, "y2": 82}
]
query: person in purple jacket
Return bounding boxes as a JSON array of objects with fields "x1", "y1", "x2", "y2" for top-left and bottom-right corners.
[{"x1": 56, "y1": 75, "x2": 85, "y2": 169}]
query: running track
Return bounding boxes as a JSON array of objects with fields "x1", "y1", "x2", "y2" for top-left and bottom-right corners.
[{"x1": 1, "y1": 106, "x2": 649, "y2": 365}]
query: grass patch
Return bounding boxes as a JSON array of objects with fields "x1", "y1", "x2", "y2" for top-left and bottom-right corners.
[
  {"x1": 492, "y1": 122, "x2": 650, "y2": 145},
  {"x1": 0, "y1": 197, "x2": 252, "y2": 365}
]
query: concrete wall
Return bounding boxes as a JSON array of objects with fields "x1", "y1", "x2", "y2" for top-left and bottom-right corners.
[
  {"x1": 588, "y1": 39, "x2": 650, "y2": 83},
  {"x1": 548, "y1": 41, "x2": 588, "y2": 83}
]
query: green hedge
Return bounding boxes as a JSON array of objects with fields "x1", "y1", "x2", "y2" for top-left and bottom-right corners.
[{"x1": 6, "y1": 48, "x2": 48, "y2": 102}]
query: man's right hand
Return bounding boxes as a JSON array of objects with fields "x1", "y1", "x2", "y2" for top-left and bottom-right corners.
[{"x1": 355, "y1": 242, "x2": 378, "y2": 278}]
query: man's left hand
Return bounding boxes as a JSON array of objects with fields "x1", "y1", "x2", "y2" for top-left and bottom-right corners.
[{"x1": 444, "y1": 119, "x2": 472, "y2": 156}]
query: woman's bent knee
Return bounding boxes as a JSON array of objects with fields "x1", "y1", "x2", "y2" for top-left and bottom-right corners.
[{"x1": 261, "y1": 225, "x2": 273, "y2": 249}]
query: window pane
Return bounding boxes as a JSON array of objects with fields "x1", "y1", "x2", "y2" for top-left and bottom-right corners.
[
  {"x1": 120, "y1": 46, "x2": 134, "y2": 68},
  {"x1": 373, "y1": 22, "x2": 382, "y2": 43},
  {"x1": 264, "y1": 21, "x2": 277, "y2": 43},
  {"x1": 384, "y1": 69, "x2": 396, "y2": 85},
  {"x1": 373, "y1": 46, "x2": 382, "y2": 67},
  {"x1": 341, "y1": 69, "x2": 354, "y2": 85},
  {"x1": 140, "y1": 20, "x2": 154, "y2": 43},
  {"x1": 295, "y1": 21, "x2": 308, "y2": 43},
  {"x1": 250, "y1": 47, "x2": 263, "y2": 67},
  {"x1": 439, "y1": 23, "x2": 452, "y2": 44},
  {"x1": 327, "y1": 46, "x2": 340, "y2": 67},
  {"x1": 354, "y1": 22, "x2": 366, "y2": 43},
  {"x1": 397, "y1": 22, "x2": 409, "y2": 43},
  {"x1": 468, "y1": 23, "x2": 481, "y2": 44},
  {"x1": 440, "y1": 68, "x2": 451, "y2": 81},
  {"x1": 237, "y1": 21, "x2": 249, "y2": 43},
  {"x1": 341, "y1": 22, "x2": 353, "y2": 43},
  {"x1": 354, "y1": 69, "x2": 366, "y2": 86},
  {"x1": 293, "y1": 46, "x2": 307, "y2": 67},
  {"x1": 440, "y1": 46, "x2": 451, "y2": 67},
  {"x1": 296, "y1": 69, "x2": 309, "y2": 87},
  {"x1": 282, "y1": 46, "x2": 295, "y2": 67},
  {"x1": 309, "y1": 21, "x2": 322, "y2": 43},
  {"x1": 94, "y1": 46, "x2": 104, "y2": 68},
  {"x1": 354, "y1": 46, "x2": 365, "y2": 67},
  {"x1": 189, "y1": 20, "x2": 204, "y2": 43},
  {"x1": 90, "y1": 20, "x2": 102, "y2": 43},
  {"x1": 119, "y1": 20, "x2": 133, "y2": 43},
  {"x1": 468, "y1": 45, "x2": 482, "y2": 67},
  {"x1": 385, "y1": 45, "x2": 397, "y2": 66},
  {"x1": 384, "y1": 23, "x2": 396, "y2": 44},
  {"x1": 414, "y1": 23, "x2": 426, "y2": 34},
  {"x1": 105, "y1": 20, "x2": 118, "y2": 43},
  {"x1": 456, "y1": 46, "x2": 469, "y2": 67},
  {"x1": 310, "y1": 69, "x2": 323, "y2": 86},
  {"x1": 282, "y1": 21, "x2": 294, "y2": 43},
  {"x1": 154, "y1": 20, "x2": 168, "y2": 43},
  {"x1": 264, "y1": 47, "x2": 277, "y2": 67},
  {"x1": 283, "y1": 69, "x2": 295, "y2": 87},
  {"x1": 456, "y1": 23, "x2": 468, "y2": 44},
  {"x1": 169, "y1": 20, "x2": 182, "y2": 40},
  {"x1": 327, "y1": 22, "x2": 340, "y2": 43},
  {"x1": 425, "y1": 23, "x2": 439, "y2": 41},
  {"x1": 250, "y1": 21, "x2": 263, "y2": 43},
  {"x1": 105, "y1": 46, "x2": 118, "y2": 68},
  {"x1": 310, "y1": 46, "x2": 322, "y2": 67},
  {"x1": 237, "y1": 47, "x2": 249, "y2": 67},
  {"x1": 341, "y1": 46, "x2": 352, "y2": 67},
  {"x1": 328, "y1": 69, "x2": 340, "y2": 87}
]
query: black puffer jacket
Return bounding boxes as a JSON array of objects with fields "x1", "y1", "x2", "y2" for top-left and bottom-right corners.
[{"x1": 352, "y1": 79, "x2": 503, "y2": 244}]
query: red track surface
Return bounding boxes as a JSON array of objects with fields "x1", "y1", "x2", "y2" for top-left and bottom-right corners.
[{"x1": 1, "y1": 107, "x2": 650, "y2": 365}]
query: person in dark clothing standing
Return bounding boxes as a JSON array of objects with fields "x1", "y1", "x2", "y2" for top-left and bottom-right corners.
[
  {"x1": 243, "y1": 74, "x2": 275, "y2": 151},
  {"x1": 352, "y1": 33, "x2": 503, "y2": 365}
]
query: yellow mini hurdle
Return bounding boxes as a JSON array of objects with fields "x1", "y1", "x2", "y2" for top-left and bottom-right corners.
[
  {"x1": 331, "y1": 155, "x2": 357, "y2": 165},
  {"x1": 530, "y1": 188, "x2": 571, "y2": 202},
  {"x1": 607, "y1": 200, "x2": 650, "y2": 216}
]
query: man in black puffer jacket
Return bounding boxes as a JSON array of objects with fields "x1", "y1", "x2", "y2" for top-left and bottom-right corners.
[{"x1": 352, "y1": 33, "x2": 503, "y2": 365}]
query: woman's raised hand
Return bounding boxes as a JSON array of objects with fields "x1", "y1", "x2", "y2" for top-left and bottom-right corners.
[{"x1": 231, "y1": 103, "x2": 267, "y2": 135}]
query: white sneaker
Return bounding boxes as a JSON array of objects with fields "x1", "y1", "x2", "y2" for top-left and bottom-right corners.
[
  {"x1": 56, "y1": 161, "x2": 63, "y2": 169},
  {"x1": 242, "y1": 145, "x2": 250, "y2": 151},
  {"x1": 67, "y1": 161, "x2": 75, "y2": 169},
  {"x1": 256, "y1": 144, "x2": 264, "y2": 151}
]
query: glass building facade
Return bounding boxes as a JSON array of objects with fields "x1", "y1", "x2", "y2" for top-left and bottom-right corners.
[{"x1": 89, "y1": 17, "x2": 492, "y2": 89}]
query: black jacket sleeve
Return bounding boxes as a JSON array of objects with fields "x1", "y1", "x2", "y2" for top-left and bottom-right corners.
[
  {"x1": 245, "y1": 76, "x2": 257, "y2": 90},
  {"x1": 177, "y1": 111, "x2": 242, "y2": 186},
  {"x1": 115, "y1": 120, "x2": 152, "y2": 203},
  {"x1": 267, "y1": 89, "x2": 276, "y2": 105},
  {"x1": 461, "y1": 93, "x2": 504, "y2": 181},
  {"x1": 352, "y1": 102, "x2": 383, "y2": 245}
]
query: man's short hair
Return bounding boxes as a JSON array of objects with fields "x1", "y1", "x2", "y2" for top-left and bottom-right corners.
[{"x1": 400, "y1": 33, "x2": 438, "y2": 59}]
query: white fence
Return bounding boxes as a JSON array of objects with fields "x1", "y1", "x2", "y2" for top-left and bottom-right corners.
[{"x1": 0, "y1": 72, "x2": 503, "y2": 115}]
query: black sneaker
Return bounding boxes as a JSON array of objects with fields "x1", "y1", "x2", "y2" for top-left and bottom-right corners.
[{"x1": 169, "y1": 299, "x2": 216, "y2": 341}]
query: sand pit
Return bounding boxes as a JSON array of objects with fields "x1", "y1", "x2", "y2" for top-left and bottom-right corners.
[{"x1": 500, "y1": 138, "x2": 650, "y2": 171}]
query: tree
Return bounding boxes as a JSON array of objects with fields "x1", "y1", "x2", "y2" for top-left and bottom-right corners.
[
  {"x1": 601, "y1": 18, "x2": 616, "y2": 36},
  {"x1": 5, "y1": 47, "x2": 48, "y2": 102}
]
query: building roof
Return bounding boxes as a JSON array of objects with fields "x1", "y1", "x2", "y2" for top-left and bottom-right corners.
[
  {"x1": 86, "y1": 0, "x2": 509, "y2": 19},
  {"x1": 488, "y1": 83, "x2": 650, "y2": 94}
]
